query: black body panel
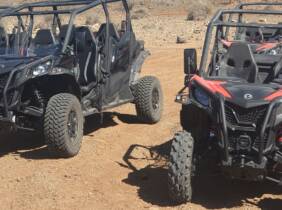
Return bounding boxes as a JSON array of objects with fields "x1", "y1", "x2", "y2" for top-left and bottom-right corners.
[
  {"x1": 0, "y1": 0, "x2": 148, "y2": 130},
  {"x1": 102, "y1": 26, "x2": 134, "y2": 106},
  {"x1": 223, "y1": 83, "x2": 275, "y2": 108}
]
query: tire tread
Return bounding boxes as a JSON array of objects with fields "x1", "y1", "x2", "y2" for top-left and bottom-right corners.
[{"x1": 168, "y1": 131, "x2": 194, "y2": 204}]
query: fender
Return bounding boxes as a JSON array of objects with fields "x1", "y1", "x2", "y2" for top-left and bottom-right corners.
[{"x1": 129, "y1": 50, "x2": 150, "y2": 84}]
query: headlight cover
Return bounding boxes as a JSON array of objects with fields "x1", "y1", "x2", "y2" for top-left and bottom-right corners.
[
  {"x1": 28, "y1": 60, "x2": 52, "y2": 77},
  {"x1": 193, "y1": 86, "x2": 210, "y2": 107}
]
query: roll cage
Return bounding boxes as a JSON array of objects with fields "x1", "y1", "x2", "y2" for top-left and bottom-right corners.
[
  {"x1": 0, "y1": 0, "x2": 134, "y2": 119},
  {"x1": 0, "y1": 0, "x2": 131, "y2": 54},
  {"x1": 228, "y1": 2, "x2": 282, "y2": 38},
  {"x1": 200, "y1": 7, "x2": 282, "y2": 76}
]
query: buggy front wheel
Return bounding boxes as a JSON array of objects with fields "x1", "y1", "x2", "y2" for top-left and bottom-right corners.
[
  {"x1": 44, "y1": 93, "x2": 84, "y2": 158},
  {"x1": 168, "y1": 131, "x2": 194, "y2": 204}
]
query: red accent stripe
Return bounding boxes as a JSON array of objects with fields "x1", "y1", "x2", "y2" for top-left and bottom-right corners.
[
  {"x1": 220, "y1": 39, "x2": 279, "y2": 52},
  {"x1": 256, "y1": 42, "x2": 278, "y2": 52},
  {"x1": 265, "y1": 89, "x2": 282, "y2": 101},
  {"x1": 221, "y1": 39, "x2": 233, "y2": 48},
  {"x1": 191, "y1": 75, "x2": 232, "y2": 98}
]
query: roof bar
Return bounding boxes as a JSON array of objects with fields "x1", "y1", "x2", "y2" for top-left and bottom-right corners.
[
  {"x1": 221, "y1": 9, "x2": 282, "y2": 16},
  {"x1": 214, "y1": 21, "x2": 282, "y2": 29},
  {"x1": 5, "y1": 10, "x2": 73, "y2": 16},
  {"x1": 0, "y1": 0, "x2": 123, "y2": 17}
]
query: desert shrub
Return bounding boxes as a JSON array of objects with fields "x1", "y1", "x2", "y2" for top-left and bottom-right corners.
[
  {"x1": 131, "y1": 7, "x2": 149, "y2": 20},
  {"x1": 186, "y1": 0, "x2": 214, "y2": 21}
]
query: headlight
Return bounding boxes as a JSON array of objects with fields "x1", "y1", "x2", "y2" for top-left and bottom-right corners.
[
  {"x1": 193, "y1": 87, "x2": 210, "y2": 107},
  {"x1": 29, "y1": 60, "x2": 52, "y2": 77}
]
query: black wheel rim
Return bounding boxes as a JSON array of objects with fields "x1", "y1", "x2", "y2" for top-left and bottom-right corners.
[
  {"x1": 67, "y1": 110, "x2": 78, "y2": 142},
  {"x1": 152, "y1": 87, "x2": 160, "y2": 111}
]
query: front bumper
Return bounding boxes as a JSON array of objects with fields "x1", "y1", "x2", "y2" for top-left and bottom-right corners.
[
  {"x1": 219, "y1": 97, "x2": 282, "y2": 164},
  {"x1": 0, "y1": 68, "x2": 21, "y2": 121},
  {"x1": 0, "y1": 56, "x2": 53, "y2": 121},
  {"x1": 176, "y1": 89, "x2": 282, "y2": 165}
]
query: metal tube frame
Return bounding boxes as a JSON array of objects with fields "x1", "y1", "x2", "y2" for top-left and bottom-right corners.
[
  {"x1": 237, "y1": 2, "x2": 282, "y2": 9},
  {"x1": 0, "y1": 0, "x2": 131, "y2": 53},
  {"x1": 199, "y1": 8, "x2": 282, "y2": 75}
]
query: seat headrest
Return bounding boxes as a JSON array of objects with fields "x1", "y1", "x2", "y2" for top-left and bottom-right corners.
[
  {"x1": 97, "y1": 23, "x2": 119, "y2": 40},
  {"x1": 59, "y1": 24, "x2": 75, "y2": 44},
  {"x1": 0, "y1": 26, "x2": 6, "y2": 37},
  {"x1": 0, "y1": 26, "x2": 7, "y2": 54},
  {"x1": 75, "y1": 26, "x2": 94, "y2": 52},
  {"x1": 0, "y1": 26, "x2": 7, "y2": 45},
  {"x1": 220, "y1": 42, "x2": 259, "y2": 83},
  {"x1": 225, "y1": 42, "x2": 255, "y2": 69},
  {"x1": 34, "y1": 29, "x2": 55, "y2": 46}
]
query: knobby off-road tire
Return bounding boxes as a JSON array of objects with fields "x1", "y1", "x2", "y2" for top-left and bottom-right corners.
[
  {"x1": 44, "y1": 93, "x2": 84, "y2": 158},
  {"x1": 168, "y1": 131, "x2": 194, "y2": 204},
  {"x1": 134, "y1": 76, "x2": 163, "y2": 123}
]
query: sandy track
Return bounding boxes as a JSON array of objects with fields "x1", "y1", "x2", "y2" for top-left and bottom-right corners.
[
  {"x1": 0, "y1": 44, "x2": 281, "y2": 210},
  {"x1": 0, "y1": 2, "x2": 281, "y2": 208}
]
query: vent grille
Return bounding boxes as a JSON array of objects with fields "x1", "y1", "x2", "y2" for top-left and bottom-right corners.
[{"x1": 225, "y1": 102, "x2": 267, "y2": 126}]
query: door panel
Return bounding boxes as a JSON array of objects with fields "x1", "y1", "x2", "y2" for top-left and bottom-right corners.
[{"x1": 102, "y1": 30, "x2": 133, "y2": 106}]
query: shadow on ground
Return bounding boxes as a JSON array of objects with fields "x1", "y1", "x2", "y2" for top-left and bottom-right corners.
[
  {"x1": 256, "y1": 198, "x2": 282, "y2": 210},
  {"x1": 0, "y1": 112, "x2": 141, "y2": 160},
  {"x1": 0, "y1": 131, "x2": 44, "y2": 158},
  {"x1": 121, "y1": 140, "x2": 282, "y2": 208},
  {"x1": 84, "y1": 112, "x2": 144, "y2": 136},
  {"x1": 120, "y1": 140, "x2": 173, "y2": 207}
]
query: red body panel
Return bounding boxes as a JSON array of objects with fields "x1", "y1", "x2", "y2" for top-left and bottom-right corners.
[
  {"x1": 265, "y1": 89, "x2": 282, "y2": 101},
  {"x1": 191, "y1": 75, "x2": 232, "y2": 98},
  {"x1": 256, "y1": 42, "x2": 279, "y2": 52},
  {"x1": 221, "y1": 39, "x2": 279, "y2": 52}
]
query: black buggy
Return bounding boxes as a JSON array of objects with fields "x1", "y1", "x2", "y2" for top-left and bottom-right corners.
[
  {"x1": 0, "y1": 0, "x2": 163, "y2": 158},
  {"x1": 168, "y1": 2, "x2": 282, "y2": 203}
]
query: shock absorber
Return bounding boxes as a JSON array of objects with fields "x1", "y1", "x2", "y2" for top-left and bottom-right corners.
[{"x1": 33, "y1": 87, "x2": 46, "y2": 109}]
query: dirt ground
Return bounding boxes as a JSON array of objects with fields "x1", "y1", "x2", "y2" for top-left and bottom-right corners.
[{"x1": 0, "y1": 1, "x2": 282, "y2": 210}]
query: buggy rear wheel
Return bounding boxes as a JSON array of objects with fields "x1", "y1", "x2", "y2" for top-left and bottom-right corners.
[
  {"x1": 44, "y1": 93, "x2": 84, "y2": 158},
  {"x1": 168, "y1": 131, "x2": 194, "y2": 204},
  {"x1": 134, "y1": 76, "x2": 163, "y2": 123}
]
